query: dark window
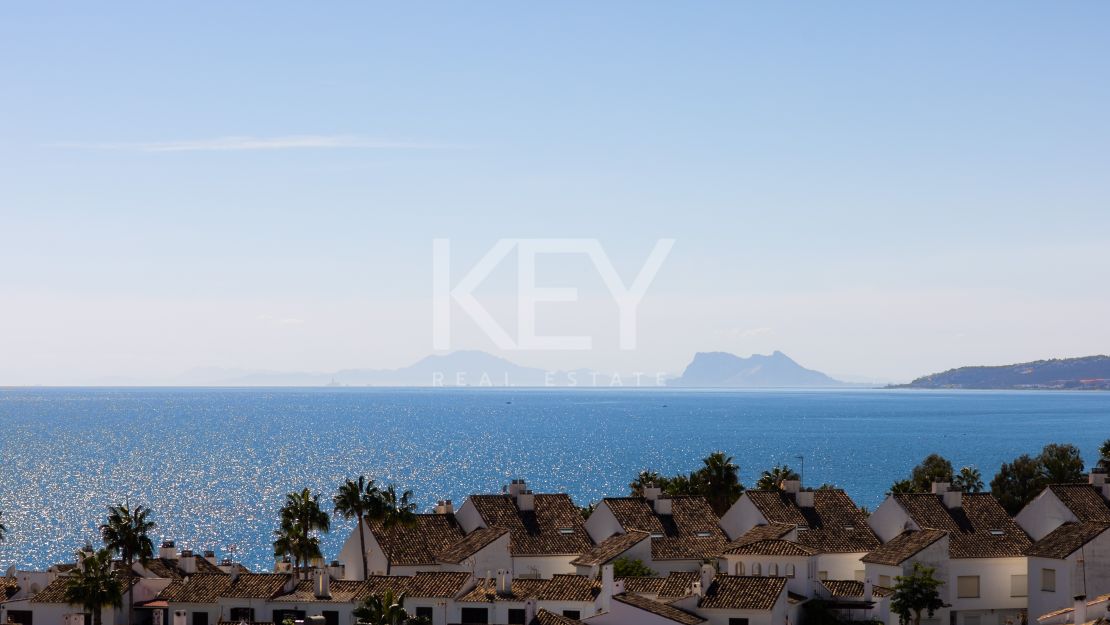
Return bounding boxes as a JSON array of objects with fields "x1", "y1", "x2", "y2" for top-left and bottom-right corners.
[
  {"x1": 562, "y1": 611, "x2": 581, "y2": 620},
  {"x1": 460, "y1": 607, "x2": 489, "y2": 624},
  {"x1": 8, "y1": 611, "x2": 33, "y2": 625},
  {"x1": 415, "y1": 607, "x2": 433, "y2": 621},
  {"x1": 273, "y1": 610, "x2": 306, "y2": 624},
  {"x1": 229, "y1": 608, "x2": 255, "y2": 623},
  {"x1": 322, "y1": 611, "x2": 339, "y2": 625},
  {"x1": 508, "y1": 609, "x2": 526, "y2": 625},
  {"x1": 729, "y1": 619, "x2": 750, "y2": 625},
  {"x1": 192, "y1": 613, "x2": 208, "y2": 625}
]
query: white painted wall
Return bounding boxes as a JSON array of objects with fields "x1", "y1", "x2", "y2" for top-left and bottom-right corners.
[
  {"x1": 817, "y1": 552, "x2": 867, "y2": 582},
  {"x1": 718, "y1": 494, "x2": 770, "y2": 541},
  {"x1": 868, "y1": 497, "x2": 916, "y2": 542},
  {"x1": 1016, "y1": 491, "x2": 1078, "y2": 542},
  {"x1": 583, "y1": 502, "x2": 624, "y2": 543}
]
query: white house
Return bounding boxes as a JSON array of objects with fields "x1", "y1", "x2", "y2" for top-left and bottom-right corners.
[
  {"x1": 450, "y1": 570, "x2": 600, "y2": 623},
  {"x1": 867, "y1": 483, "x2": 1031, "y2": 625}
]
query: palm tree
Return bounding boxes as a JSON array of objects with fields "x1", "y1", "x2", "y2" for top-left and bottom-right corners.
[
  {"x1": 697, "y1": 451, "x2": 743, "y2": 515},
  {"x1": 629, "y1": 470, "x2": 665, "y2": 496},
  {"x1": 277, "y1": 489, "x2": 330, "y2": 579},
  {"x1": 100, "y1": 504, "x2": 155, "y2": 625},
  {"x1": 65, "y1": 548, "x2": 124, "y2": 625},
  {"x1": 353, "y1": 588, "x2": 409, "y2": 625},
  {"x1": 952, "y1": 466, "x2": 984, "y2": 493},
  {"x1": 334, "y1": 476, "x2": 383, "y2": 580},
  {"x1": 378, "y1": 485, "x2": 417, "y2": 576},
  {"x1": 756, "y1": 465, "x2": 800, "y2": 491}
]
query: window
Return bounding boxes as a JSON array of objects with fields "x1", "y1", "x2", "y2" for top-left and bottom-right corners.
[
  {"x1": 736, "y1": 561, "x2": 745, "y2": 575},
  {"x1": 192, "y1": 613, "x2": 208, "y2": 625},
  {"x1": 1041, "y1": 568, "x2": 1056, "y2": 592},
  {"x1": 508, "y1": 609, "x2": 526, "y2": 625},
  {"x1": 957, "y1": 576, "x2": 980, "y2": 598},
  {"x1": 965, "y1": 616, "x2": 981, "y2": 625},
  {"x1": 460, "y1": 607, "x2": 489, "y2": 624},
  {"x1": 416, "y1": 607, "x2": 433, "y2": 621},
  {"x1": 272, "y1": 610, "x2": 305, "y2": 624},
  {"x1": 752, "y1": 562, "x2": 761, "y2": 575},
  {"x1": 229, "y1": 608, "x2": 254, "y2": 622},
  {"x1": 785, "y1": 564, "x2": 796, "y2": 578},
  {"x1": 322, "y1": 611, "x2": 338, "y2": 625},
  {"x1": 769, "y1": 563, "x2": 779, "y2": 576},
  {"x1": 729, "y1": 619, "x2": 750, "y2": 625},
  {"x1": 1011, "y1": 574, "x2": 1028, "y2": 597},
  {"x1": 695, "y1": 531, "x2": 713, "y2": 538},
  {"x1": 559, "y1": 528, "x2": 575, "y2": 534},
  {"x1": 7, "y1": 611, "x2": 32, "y2": 625},
  {"x1": 879, "y1": 575, "x2": 892, "y2": 587},
  {"x1": 562, "y1": 611, "x2": 581, "y2": 620}
]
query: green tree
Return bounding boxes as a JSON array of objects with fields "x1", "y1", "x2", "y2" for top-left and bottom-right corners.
[
  {"x1": 909, "y1": 454, "x2": 954, "y2": 492},
  {"x1": 276, "y1": 489, "x2": 330, "y2": 579},
  {"x1": 353, "y1": 588, "x2": 409, "y2": 625},
  {"x1": 951, "y1": 467, "x2": 984, "y2": 493},
  {"x1": 756, "y1": 465, "x2": 800, "y2": 491},
  {"x1": 664, "y1": 473, "x2": 696, "y2": 497},
  {"x1": 888, "y1": 479, "x2": 916, "y2": 495},
  {"x1": 1038, "y1": 443, "x2": 1085, "y2": 484},
  {"x1": 990, "y1": 454, "x2": 1044, "y2": 515},
  {"x1": 65, "y1": 548, "x2": 124, "y2": 625},
  {"x1": 100, "y1": 504, "x2": 155, "y2": 625},
  {"x1": 612, "y1": 557, "x2": 655, "y2": 577},
  {"x1": 694, "y1": 451, "x2": 743, "y2": 515},
  {"x1": 891, "y1": 563, "x2": 945, "y2": 625},
  {"x1": 630, "y1": 471, "x2": 668, "y2": 497},
  {"x1": 1099, "y1": 438, "x2": 1110, "y2": 464},
  {"x1": 334, "y1": 476, "x2": 384, "y2": 581},
  {"x1": 379, "y1": 485, "x2": 417, "y2": 576}
]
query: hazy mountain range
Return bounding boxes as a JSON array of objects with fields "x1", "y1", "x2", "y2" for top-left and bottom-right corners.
[
  {"x1": 669, "y1": 350, "x2": 847, "y2": 388},
  {"x1": 893, "y1": 355, "x2": 1110, "y2": 390}
]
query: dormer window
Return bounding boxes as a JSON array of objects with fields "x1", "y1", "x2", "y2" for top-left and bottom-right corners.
[
  {"x1": 650, "y1": 532, "x2": 664, "y2": 539},
  {"x1": 989, "y1": 529, "x2": 1004, "y2": 536},
  {"x1": 559, "y1": 528, "x2": 575, "y2": 535},
  {"x1": 844, "y1": 525, "x2": 855, "y2": 531},
  {"x1": 695, "y1": 531, "x2": 713, "y2": 538}
]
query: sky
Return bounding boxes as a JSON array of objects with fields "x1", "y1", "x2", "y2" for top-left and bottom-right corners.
[{"x1": 1, "y1": 3, "x2": 1109, "y2": 385}]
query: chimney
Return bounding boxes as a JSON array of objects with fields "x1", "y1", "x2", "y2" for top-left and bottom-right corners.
[
  {"x1": 230, "y1": 566, "x2": 240, "y2": 583},
  {"x1": 179, "y1": 550, "x2": 197, "y2": 574},
  {"x1": 1090, "y1": 468, "x2": 1107, "y2": 487},
  {"x1": 159, "y1": 540, "x2": 178, "y2": 560},
  {"x1": 328, "y1": 561, "x2": 345, "y2": 581},
  {"x1": 864, "y1": 578, "x2": 874, "y2": 603},
  {"x1": 172, "y1": 611, "x2": 186, "y2": 625},
  {"x1": 700, "y1": 564, "x2": 715, "y2": 594},
  {"x1": 275, "y1": 558, "x2": 292, "y2": 574},
  {"x1": 435, "y1": 499, "x2": 455, "y2": 515},
  {"x1": 203, "y1": 550, "x2": 218, "y2": 566},
  {"x1": 1074, "y1": 595, "x2": 1087, "y2": 625},
  {"x1": 313, "y1": 567, "x2": 331, "y2": 599},
  {"x1": 943, "y1": 489, "x2": 963, "y2": 509},
  {"x1": 782, "y1": 480, "x2": 801, "y2": 494},
  {"x1": 508, "y1": 479, "x2": 527, "y2": 498},
  {"x1": 601, "y1": 564, "x2": 615, "y2": 611},
  {"x1": 931, "y1": 482, "x2": 950, "y2": 495},
  {"x1": 517, "y1": 490, "x2": 535, "y2": 512},
  {"x1": 796, "y1": 491, "x2": 815, "y2": 508},
  {"x1": 524, "y1": 598, "x2": 537, "y2": 624},
  {"x1": 654, "y1": 496, "x2": 673, "y2": 515},
  {"x1": 643, "y1": 484, "x2": 662, "y2": 501}
]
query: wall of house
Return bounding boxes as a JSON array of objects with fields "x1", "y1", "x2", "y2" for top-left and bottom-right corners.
[
  {"x1": 697, "y1": 606, "x2": 779, "y2": 625},
  {"x1": 1015, "y1": 492, "x2": 1076, "y2": 542},
  {"x1": 336, "y1": 521, "x2": 373, "y2": 580},
  {"x1": 587, "y1": 599, "x2": 692, "y2": 625},
  {"x1": 468, "y1": 533, "x2": 513, "y2": 577},
  {"x1": 455, "y1": 500, "x2": 485, "y2": 534},
  {"x1": 583, "y1": 503, "x2": 624, "y2": 543},
  {"x1": 718, "y1": 495, "x2": 767, "y2": 541},
  {"x1": 1028, "y1": 530, "x2": 1110, "y2": 621},
  {"x1": 868, "y1": 498, "x2": 915, "y2": 542},
  {"x1": 26, "y1": 602, "x2": 116, "y2": 625},
  {"x1": 717, "y1": 554, "x2": 813, "y2": 596},
  {"x1": 167, "y1": 602, "x2": 220, "y2": 625},
  {"x1": 575, "y1": 536, "x2": 651, "y2": 578},
  {"x1": 401, "y1": 598, "x2": 448, "y2": 625},
  {"x1": 817, "y1": 552, "x2": 866, "y2": 582},
  {"x1": 512, "y1": 555, "x2": 577, "y2": 578},
  {"x1": 947, "y1": 557, "x2": 1027, "y2": 616}
]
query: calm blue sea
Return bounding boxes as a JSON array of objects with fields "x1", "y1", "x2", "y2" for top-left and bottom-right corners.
[{"x1": 0, "y1": 387, "x2": 1106, "y2": 570}]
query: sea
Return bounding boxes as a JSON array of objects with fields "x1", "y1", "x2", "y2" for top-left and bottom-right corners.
[{"x1": 0, "y1": 387, "x2": 1106, "y2": 570}]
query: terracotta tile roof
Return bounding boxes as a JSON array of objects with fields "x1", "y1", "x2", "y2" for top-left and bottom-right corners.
[
  {"x1": 402, "y1": 571, "x2": 470, "y2": 598},
  {"x1": 143, "y1": 557, "x2": 226, "y2": 579},
  {"x1": 1026, "y1": 522, "x2": 1110, "y2": 559},
  {"x1": 271, "y1": 579, "x2": 381, "y2": 603},
  {"x1": 861, "y1": 529, "x2": 948, "y2": 565},
  {"x1": 731, "y1": 523, "x2": 796, "y2": 545},
  {"x1": 617, "y1": 577, "x2": 666, "y2": 595},
  {"x1": 657, "y1": 572, "x2": 699, "y2": 600},
  {"x1": 603, "y1": 497, "x2": 728, "y2": 561},
  {"x1": 1037, "y1": 594, "x2": 1110, "y2": 622},
  {"x1": 368, "y1": 513, "x2": 465, "y2": 567},
  {"x1": 894, "y1": 493, "x2": 1031, "y2": 558},
  {"x1": 469, "y1": 494, "x2": 592, "y2": 556},
  {"x1": 436, "y1": 527, "x2": 509, "y2": 564},
  {"x1": 359, "y1": 575, "x2": 410, "y2": 598},
  {"x1": 458, "y1": 575, "x2": 598, "y2": 603},
  {"x1": 158, "y1": 574, "x2": 234, "y2": 603},
  {"x1": 746, "y1": 490, "x2": 880, "y2": 553},
  {"x1": 723, "y1": 539, "x2": 818, "y2": 557},
  {"x1": 32, "y1": 574, "x2": 140, "y2": 604},
  {"x1": 531, "y1": 609, "x2": 585, "y2": 625},
  {"x1": 698, "y1": 575, "x2": 786, "y2": 611},
  {"x1": 821, "y1": 580, "x2": 893, "y2": 598},
  {"x1": 1047, "y1": 485, "x2": 1110, "y2": 522},
  {"x1": 614, "y1": 592, "x2": 706, "y2": 625},
  {"x1": 571, "y1": 530, "x2": 649, "y2": 566}
]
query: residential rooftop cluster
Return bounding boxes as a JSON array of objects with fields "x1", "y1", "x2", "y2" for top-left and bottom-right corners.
[{"x1": 4, "y1": 455, "x2": 1110, "y2": 625}]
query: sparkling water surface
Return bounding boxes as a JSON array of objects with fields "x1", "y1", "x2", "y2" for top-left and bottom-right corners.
[{"x1": 0, "y1": 387, "x2": 1106, "y2": 570}]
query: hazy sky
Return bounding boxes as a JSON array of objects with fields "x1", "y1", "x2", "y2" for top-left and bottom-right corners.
[{"x1": 2, "y1": 3, "x2": 1109, "y2": 385}]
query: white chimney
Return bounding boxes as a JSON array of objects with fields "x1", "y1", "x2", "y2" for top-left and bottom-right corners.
[
  {"x1": 864, "y1": 578, "x2": 874, "y2": 603},
  {"x1": 508, "y1": 479, "x2": 527, "y2": 498},
  {"x1": 1089, "y1": 469, "x2": 1107, "y2": 487},
  {"x1": 159, "y1": 541, "x2": 178, "y2": 560},
  {"x1": 435, "y1": 499, "x2": 455, "y2": 515},
  {"x1": 601, "y1": 564, "x2": 615, "y2": 611},
  {"x1": 524, "y1": 598, "x2": 537, "y2": 624},
  {"x1": 172, "y1": 610, "x2": 186, "y2": 625},
  {"x1": 328, "y1": 561, "x2": 345, "y2": 581},
  {"x1": 654, "y1": 496, "x2": 673, "y2": 515},
  {"x1": 782, "y1": 480, "x2": 801, "y2": 494},
  {"x1": 643, "y1": 484, "x2": 662, "y2": 501},
  {"x1": 943, "y1": 490, "x2": 963, "y2": 509},
  {"x1": 203, "y1": 550, "x2": 218, "y2": 566},
  {"x1": 1102, "y1": 483, "x2": 1110, "y2": 502},
  {"x1": 313, "y1": 567, "x2": 331, "y2": 599},
  {"x1": 1074, "y1": 595, "x2": 1087, "y2": 625},
  {"x1": 179, "y1": 550, "x2": 197, "y2": 574},
  {"x1": 931, "y1": 482, "x2": 950, "y2": 495},
  {"x1": 700, "y1": 564, "x2": 715, "y2": 594},
  {"x1": 517, "y1": 490, "x2": 535, "y2": 512},
  {"x1": 796, "y1": 491, "x2": 815, "y2": 507},
  {"x1": 275, "y1": 558, "x2": 292, "y2": 574}
]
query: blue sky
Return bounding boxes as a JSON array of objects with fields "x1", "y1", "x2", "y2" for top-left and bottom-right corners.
[{"x1": 2, "y1": 3, "x2": 1109, "y2": 384}]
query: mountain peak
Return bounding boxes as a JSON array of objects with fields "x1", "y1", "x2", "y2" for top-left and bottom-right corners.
[{"x1": 671, "y1": 350, "x2": 843, "y2": 388}]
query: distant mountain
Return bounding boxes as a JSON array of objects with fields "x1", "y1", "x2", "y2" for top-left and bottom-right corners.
[
  {"x1": 669, "y1": 351, "x2": 846, "y2": 388},
  {"x1": 893, "y1": 355, "x2": 1110, "y2": 390}
]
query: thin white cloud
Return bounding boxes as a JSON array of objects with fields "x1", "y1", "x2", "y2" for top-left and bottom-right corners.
[{"x1": 47, "y1": 135, "x2": 456, "y2": 153}]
